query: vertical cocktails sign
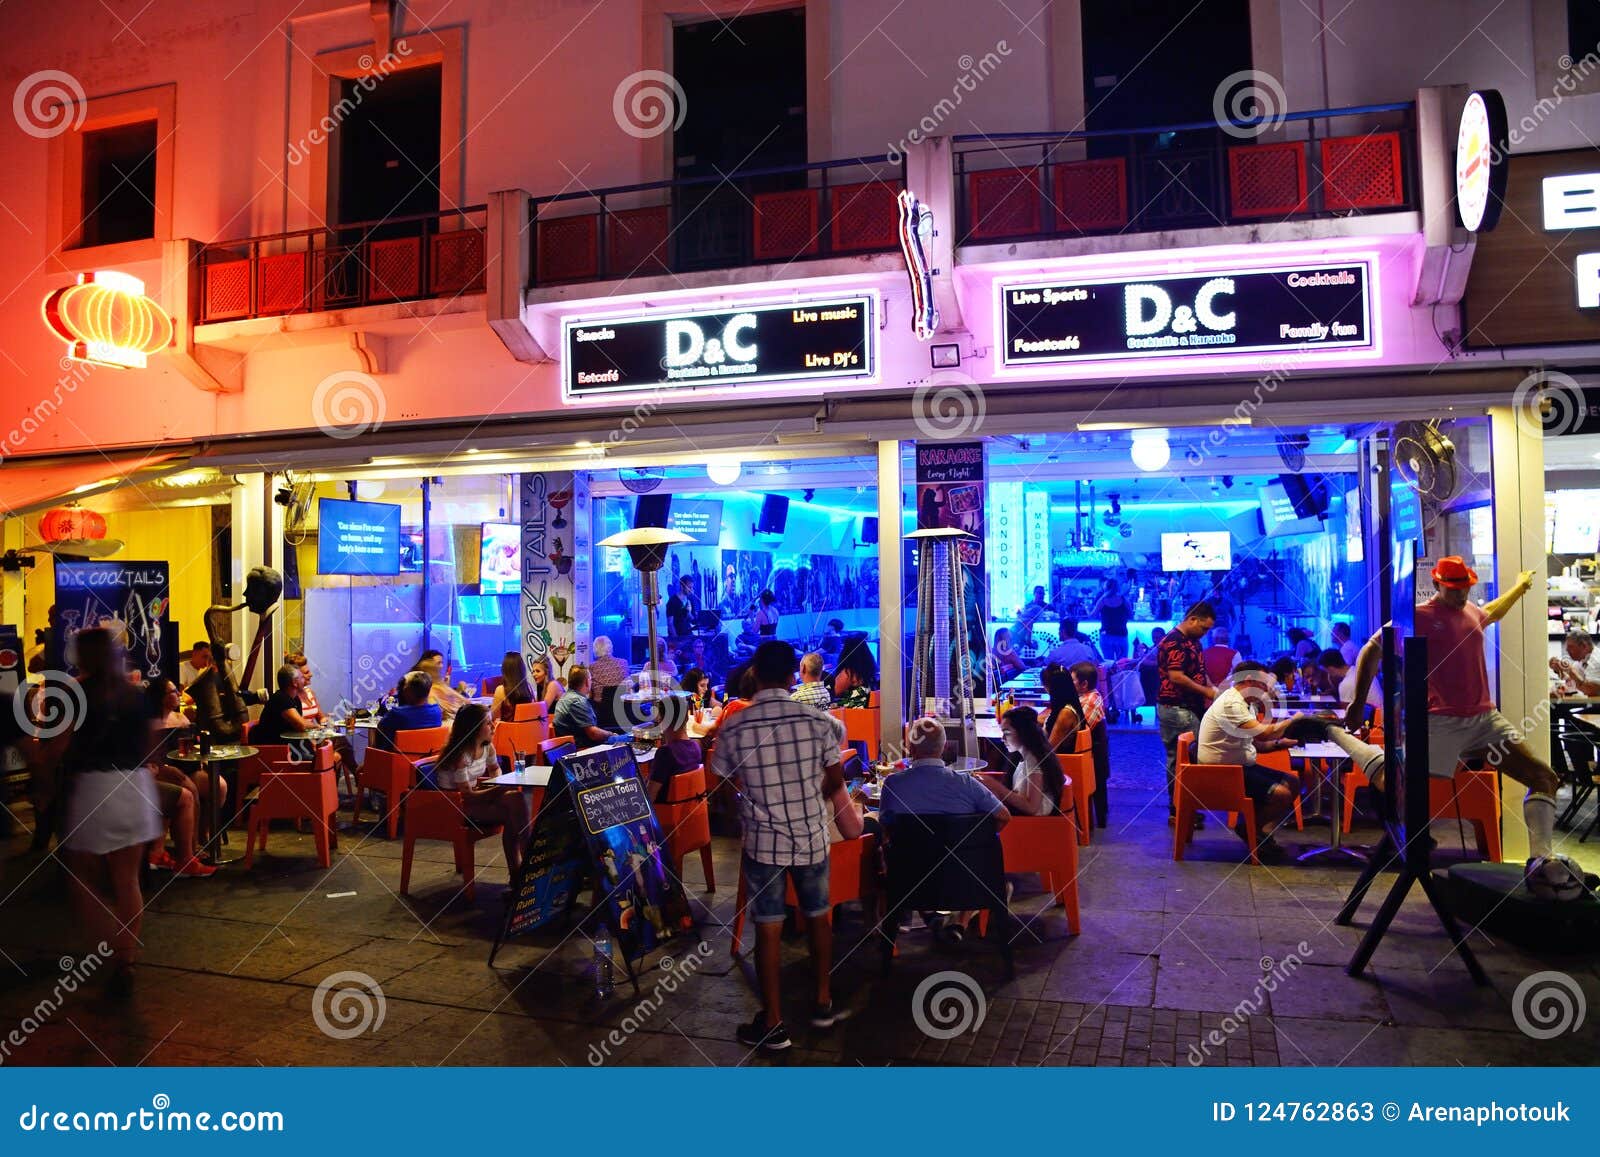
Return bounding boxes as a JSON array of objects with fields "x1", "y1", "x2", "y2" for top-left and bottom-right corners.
[{"x1": 520, "y1": 472, "x2": 590, "y2": 682}]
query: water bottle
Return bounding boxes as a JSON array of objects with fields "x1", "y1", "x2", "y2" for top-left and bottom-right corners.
[{"x1": 593, "y1": 932, "x2": 615, "y2": 999}]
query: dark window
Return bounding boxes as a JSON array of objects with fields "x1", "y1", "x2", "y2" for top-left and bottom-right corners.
[
  {"x1": 671, "y1": 8, "x2": 807, "y2": 270},
  {"x1": 1570, "y1": 0, "x2": 1600, "y2": 63},
  {"x1": 333, "y1": 64, "x2": 442, "y2": 230},
  {"x1": 79, "y1": 120, "x2": 157, "y2": 247},
  {"x1": 1081, "y1": 0, "x2": 1253, "y2": 133}
]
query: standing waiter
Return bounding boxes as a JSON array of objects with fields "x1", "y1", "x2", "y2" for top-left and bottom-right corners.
[{"x1": 1345, "y1": 557, "x2": 1559, "y2": 877}]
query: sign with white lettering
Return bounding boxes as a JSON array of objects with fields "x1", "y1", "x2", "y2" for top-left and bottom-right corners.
[
  {"x1": 1463, "y1": 149, "x2": 1600, "y2": 348},
  {"x1": 562, "y1": 295, "x2": 876, "y2": 397},
  {"x1": 998, "y1": 263, "x2": 1372, "y2": 368}
]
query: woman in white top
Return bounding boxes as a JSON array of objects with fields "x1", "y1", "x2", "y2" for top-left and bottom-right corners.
[
  {"x1": 981, "y1": 706, "x2": 1066, "y2": 817},
  {"x1": 431, "y1": 703, "x2": 532, "y2": 882}
]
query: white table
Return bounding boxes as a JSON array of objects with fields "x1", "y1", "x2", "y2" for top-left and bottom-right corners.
[
  {"x1": 487, "y1": 766, "x2": 553, "y2": 788},
  {"x1": 1287, "y1": 742, "x2": 1363, "y2": 860}
]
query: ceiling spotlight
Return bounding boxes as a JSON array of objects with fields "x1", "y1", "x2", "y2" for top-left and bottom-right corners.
[
  {"x1": 1129, "y1": 430, "x2": 1171, "y2": 472},
  {"x1": 273, "y1": 486, "x2": 295, "y2": 507},
  {"x1": 1222, "y1": 475, "x2": 1234, "y2": 489},
  {"x1": 803, "y1": 489, "x2": 816, "y2": 503},
  {"x1": 706, "y1": 457, "x2": 743, "y2": 486}
]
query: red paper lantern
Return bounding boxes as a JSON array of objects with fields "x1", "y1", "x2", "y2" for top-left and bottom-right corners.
[
  {"x1": 39, "y1": 505, "x2": 107, "y2": 542},
  {"x1": 42, "y1": 270, "x2": 174, "y2": 369}
]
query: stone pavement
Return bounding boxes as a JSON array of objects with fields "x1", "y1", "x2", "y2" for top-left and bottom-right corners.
[{"x1": 1, "y1": 730, "x2": 1596, "y2": 1067}]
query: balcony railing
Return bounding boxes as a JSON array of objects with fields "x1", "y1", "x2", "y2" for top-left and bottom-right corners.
[
  {"x1": 197, "y1": 205, "x2": 488, "y2": 324},
  {"x1": 529, "y1": 155, "x2": 904, "y2": 287},
  {"x1": 952, "y1": 102, "x2": 1416, "y2": 245}
]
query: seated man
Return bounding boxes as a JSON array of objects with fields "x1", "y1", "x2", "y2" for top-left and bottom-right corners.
[
  {"x1": 1195, "y1": 661, "x2": 1304, "y2": 862},
  {"x1": 552, "y1": 665, "x2": 621, "y2": 746},
  {"x1": 878, "y1": 717, "x2": 1010, "y2": 941},
  {"x1": 374, "y1": 671, "x2": 443, "y2": 752},
  {"x1": 790, "y1": 651, "x2": 833, "y2": 710},
  {"x1": 1317, "y1": 648, "x2": 1380, "y2": 713},
  {"x1": 1551, "y1": 629, "x2": 1600, "y2": 697},
  {"x1": 1045, "y1": 619, "x2": 1098, "y2": 668}
]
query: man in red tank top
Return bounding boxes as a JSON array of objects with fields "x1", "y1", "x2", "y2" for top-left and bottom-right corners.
[{"x1": 1345, "y1": 557, "x2": 1559, "y2": 871}]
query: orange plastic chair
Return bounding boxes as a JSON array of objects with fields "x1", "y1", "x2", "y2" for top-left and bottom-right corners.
[
  {"x1": 1428, "y1": 767, "x2": 1502, "y2": 861},
  {"x1": 537, "y1": 736, "x2": 576, "y2": 765},
  {"x1": 868, "y1": 690, "x2": 881, "y2": 708},
  {"x1": 731, "y1": 834, "x2": 878, "y2": 956},
  {"x1": 1056, "y1": 747, "x2": 1095, "y2": 847},
  {"x1": 841, "y1": 707, "x2": 880, "y2": 762},
  {"x1": 235, "y1": 744, "x2": 291, "y2": 813},
  {"x1": 511, "y1": 700, "x2": 545, "y2": 726},
  {"x1": 393, "y1": 725, "x2": 449, "y2": 762},
  {"x1": 400, "y1": 789, "x2": 503, "y2": 903},
  {"x1": 999, "y1": 810, "x2": 1081, "y2": 934},
  {"x1": 494, "y1": 720, "x2": 544, "y2": 764},
  {"x1": 653, "y1": 766, "x2": 715, "y2": 892},
  {"x1": 244, "y1": 744, "x2": 339, "y2": 868},
  {"x1": 1172, "y1": 732, "x2": 1260, "y2": 865},
  {"x1": 351, "y1": 747, "x2": 416, "y2": 838}
]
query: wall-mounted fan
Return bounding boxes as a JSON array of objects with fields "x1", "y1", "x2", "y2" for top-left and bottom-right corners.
[
  {"x1": 1393, "y1": 420, "x2": 1459, "y2": 500},
  {"x1": 620, "y1": 467, "x2": 664, "y2": 494},
  {"x1": 1276, "y1": 433, "x2": 1310, "y2": 473}
]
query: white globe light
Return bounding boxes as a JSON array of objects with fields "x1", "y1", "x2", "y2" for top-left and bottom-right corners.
[
  {"x1": 706, "y1": 458, "x2": 743, "y2": 486},
  {"x1": 1129, "y1": 434, "x2": 1171, "y2": 472},
  {"x1": 355, "y1": 479, "x2": 386, "y2": 499}
]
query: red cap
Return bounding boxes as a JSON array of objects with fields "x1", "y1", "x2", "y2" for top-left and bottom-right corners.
[{"x1": 1431, "y1": 556, "x2": 1478, "y2": 589}]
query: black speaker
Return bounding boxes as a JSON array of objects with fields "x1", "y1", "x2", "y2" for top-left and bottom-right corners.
[{"x1": 755, "y1": 494, "x2": 789, "y2": 536}]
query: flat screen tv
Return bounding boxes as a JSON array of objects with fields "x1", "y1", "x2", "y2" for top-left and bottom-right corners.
[
  {"x1": 317, "y1": 498, "x2": 401, "y2": 576},
  {"x1": 861, "y1": 516, "x2": 879, "y2": 545},
  {"x1": 1551, "y1": 490, "x2": 1600, "y2": 555},
  {"x1": 1161, "y1": 531, "x2": 1231, "y2": 571},
  {"x1": 667, "y1": 498, "x2": 723, "y2": 544},
  {"x1": 479, "y1": 521, "x2": 520, "y2": 594},
  {"x1": 1259, "y1": 481, "x2": 1323, "y2": 537}
]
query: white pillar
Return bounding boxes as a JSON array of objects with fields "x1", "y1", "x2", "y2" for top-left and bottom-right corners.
[
  {"x1": 877, "y1": 440, "x2": 904, "y2": 756},
  {"x1": 1490, "y1": 405, "x2": 1547, "y2": 862}
]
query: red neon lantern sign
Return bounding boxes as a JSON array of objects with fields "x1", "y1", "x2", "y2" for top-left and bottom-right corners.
[
  {"x1": 42, "y1": 270, "x2": 174, "y2": 369},
  {"x1": 38, "y1": 505, "x2": 108, "y2": 542}
]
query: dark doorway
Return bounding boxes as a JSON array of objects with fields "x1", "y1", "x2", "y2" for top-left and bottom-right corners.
[
  {"x1": 1081, "y1": 0, "x2": 1252, "y2": 226},
  {"x1": 672, "y1": 8, "x2": 806, "y2": 268},
  {"x1": 332, "y1": 64, "x2": 442, "y2": 230},
  {"x1": 80, "y1": 120, "x2": 157, "y2": 248}
]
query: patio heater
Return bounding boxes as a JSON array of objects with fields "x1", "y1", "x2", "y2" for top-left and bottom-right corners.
[
  {"x1": 598, "y1": 527, "x2": 694, "y2": 740},
  {"x1": 906, "y1": 527, "x2": 978, "y2": 758}
]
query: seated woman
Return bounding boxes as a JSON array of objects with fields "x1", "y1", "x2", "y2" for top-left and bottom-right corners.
[
  {"x1": 142, "y1": 679, "x2": 218, "y2": 877},
  {"x1": 491, "y1": 651, "x2": 536, "y2": 722},
  {"x1": 981, "y1": 706, "x2": 1065, "y2": 816},
  {"x1": 1041, "y1": 665, "x2": 1083, "y2": 754},
  {"x1": 250, "y1": 665, "x2": 313, "y2": 755},
  {"x1": 645, "y1": 694, "x2": 703, "y2": 803},
  {"x1": 530, "y1": 657, "x2": 564, "y2": 712},
  {"x1": 681, "y1": 667, "x2": 721, "y2": 715},
  {"x1": 429, "y1": 703, "x2": 532, "y2": 884},
  {"x1": 284, "y1": 651, "x2": 321, "y2": 723}
]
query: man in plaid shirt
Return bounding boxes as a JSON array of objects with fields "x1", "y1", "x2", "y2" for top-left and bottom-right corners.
[
  {"x1": 715, "y1": 641, "x2": 861, "y2": 1052},
  {"x1": 789, "y1": 651, "x2": 833, "y2": 710}
]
